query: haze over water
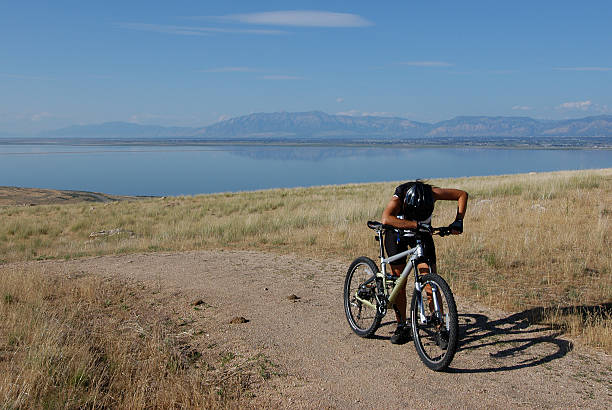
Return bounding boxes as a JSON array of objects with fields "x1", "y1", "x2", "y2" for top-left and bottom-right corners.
[{"x1": 1, "y1": 144, "x2": 610, "y2": 196}]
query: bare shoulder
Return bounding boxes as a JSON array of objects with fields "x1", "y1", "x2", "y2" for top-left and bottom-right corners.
[
  {"x1": 432, "y1": 187, "x2": 467, "y2": 201},
  {"x1": 382, "y1": 195, "x2": 402, "y2": 218},
  {"x1": 386, "y1": 195, "x2": 402, "y2": 210}
]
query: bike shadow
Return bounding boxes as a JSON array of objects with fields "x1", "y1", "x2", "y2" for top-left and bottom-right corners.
[
  {"x1": 370, "y1": 320, "x2": 403, "y2": 341},
  {"x1": 447, "y1": 303, "x2": 611, "y2": 373}
]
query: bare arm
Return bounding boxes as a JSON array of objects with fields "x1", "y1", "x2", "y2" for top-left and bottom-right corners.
[
  {"x1": 381, "y1": 196, "x2": 419, "y2": 230},
  {"x1": 382, "y1": 187, "x2": 468, "y2": 231},
  {"x1": 432, "y1": 187, "x2": 468, "y2": 221}
]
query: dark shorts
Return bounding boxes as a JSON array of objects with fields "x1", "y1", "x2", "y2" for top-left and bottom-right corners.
[{"x1": 384, "y1": 230, "x2": 436, "y2": 266}]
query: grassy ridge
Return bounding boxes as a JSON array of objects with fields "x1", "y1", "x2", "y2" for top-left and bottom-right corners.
[{"x1": 1, "y1": 168, "x2": 610, "y2": 350}]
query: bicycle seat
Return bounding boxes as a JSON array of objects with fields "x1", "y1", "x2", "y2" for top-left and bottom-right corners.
[{"x1": 367, "y1": 221, "x2": 382, "y2": 230}]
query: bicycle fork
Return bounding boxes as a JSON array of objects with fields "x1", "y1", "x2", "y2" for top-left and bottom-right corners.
[
  {"x1": 414, "y1": 281, "x2": 443, "y2": 326},
  {"x1": 414, "y1": 281, "x2": 428, "y2": 324}
]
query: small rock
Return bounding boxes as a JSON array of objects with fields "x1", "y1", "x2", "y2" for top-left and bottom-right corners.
[
  {"x1": 193, "y1": 299, "x2": 205, "y2": 306},
  {"x1": 264, "y1": 287, "x2": 269, "y2": 291},
  {"x1": 229, "y1": 316, "x2": 249, "y2": 324},
  {"x1": 287, "y1": 294, "x2": 300, "y2": 301}
]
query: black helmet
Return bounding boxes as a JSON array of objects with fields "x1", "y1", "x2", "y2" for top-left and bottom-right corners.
[{"x1": 403, "y1": 181, "x2": 434, "y2": 221}]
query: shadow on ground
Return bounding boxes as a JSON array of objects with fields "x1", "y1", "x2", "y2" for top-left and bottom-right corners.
[{"x1": 448, "y1": 303, "x2": 611, "y2": 373}]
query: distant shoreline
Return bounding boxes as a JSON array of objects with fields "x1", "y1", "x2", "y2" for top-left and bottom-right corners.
[
  {"x1": 0, "y1": 186, "x2": 152, "y2": 206},
  {"x1": 3, "y1": 168, "x2": 611, "y2": 206},
  {"x1": 0, "y1": 136, "x2": 611, "y2": 150}
]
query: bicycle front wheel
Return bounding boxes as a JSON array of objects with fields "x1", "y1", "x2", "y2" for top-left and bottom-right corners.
[
  {"x1": 410, "y1": 273, "x2": 458, "y2": 371},
  {"x1": 344, "y1": 257, "x2": 382, "y2": 337}
]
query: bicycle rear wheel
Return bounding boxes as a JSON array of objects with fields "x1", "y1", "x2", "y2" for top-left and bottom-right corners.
[
  {"x1": 344, "y1": 257, "x2": 382, "y2": 337},
  {"x1": 410, "y1": 273, "x2": 458, "y2": 371}
]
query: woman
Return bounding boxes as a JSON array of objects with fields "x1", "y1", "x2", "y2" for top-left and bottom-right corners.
[{"x1": 381, "y1": 180, "x2": 468, "y2": 344}]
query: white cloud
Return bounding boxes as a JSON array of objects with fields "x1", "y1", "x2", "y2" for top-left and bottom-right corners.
[
  {"x1": 557, "y1": 100, "x2": 592, "y2": 110},
  {"x1": 117, "y1": 23, "x2": 285, "y2": 36},
  {"x1": 201, "y1": 67, "x2": 257, "y2": 73},
  {"x1": 555, "y1": 100, "x2": 612, "y2": 113},
  {"x1": 336, "y1": 97, "x2": 344, "y2": 103},
  {"x1": 259, "y1": 75, "x2": 304, "y2": 80},
  {"x1": 512, "y1": 105, "x2": 531, "y2": 111},
  {"x1": 554, "y1": 67, "x2": 612, "y2": 72},
  {"x1": 30, "y1": 112, "x2": 52, "y2": 122},
  {"x1": 399, "y1": 61, "x2": 453, "y2": 67},
  {"x1": 219, "y1": 10, "x2": 372, "y2": 27}
]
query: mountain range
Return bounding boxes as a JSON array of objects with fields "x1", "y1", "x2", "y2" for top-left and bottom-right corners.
[{"x1": 38, "y1": 111, "x2": 612, "y2": 140}]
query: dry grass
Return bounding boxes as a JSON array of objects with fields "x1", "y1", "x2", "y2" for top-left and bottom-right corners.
[
  {"x1": 0, "y1": 168, "x2": 610, "y2": 353},
  {"x1": 0, "y1": 266, "x2": 268, "y2": 408}
]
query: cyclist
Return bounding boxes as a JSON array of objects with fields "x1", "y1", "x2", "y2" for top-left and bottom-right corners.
[{"x1": 381, "y1": 180, "x2": 468, "y2": 344}]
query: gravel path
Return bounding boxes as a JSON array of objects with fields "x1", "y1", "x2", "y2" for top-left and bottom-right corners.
[{"x1": 19, "y1": 250, "x2": 612, "y2": 408}]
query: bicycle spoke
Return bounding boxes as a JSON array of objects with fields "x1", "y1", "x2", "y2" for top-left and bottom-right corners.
[
  {"x1": 344, "y1": 257, "x2": 382, "y2": 337},
  {"x1": 410, "y1": 273, "x2": 458, "y2": 371}
]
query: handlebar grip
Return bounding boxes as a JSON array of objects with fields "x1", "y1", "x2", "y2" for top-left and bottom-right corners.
[{"x1": 434, "y1": 227, "x2": 452, "y2": 237}]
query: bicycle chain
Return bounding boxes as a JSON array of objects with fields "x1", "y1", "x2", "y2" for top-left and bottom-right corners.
[{"x1": 375, "y1": 278, "x2": 388, "y2": 316}]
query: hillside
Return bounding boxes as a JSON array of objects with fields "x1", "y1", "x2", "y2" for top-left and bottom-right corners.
[
  {"x1": 0, "y1": 186, "x2": 142, "y2": 206},
  {"x1": 33, "y1": 112, "x2": 612, "y2": 139},
  {"x1": 41, "y1": 121, "x2": 198, "y2": 138}
]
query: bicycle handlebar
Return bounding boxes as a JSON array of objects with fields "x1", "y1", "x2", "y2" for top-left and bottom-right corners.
[
  {"x1": 366, "y1": 220, "x2": 454, "y2": 237},
  {"x1": 432, "y1": 226, "x2": 452, "y2": 237}
]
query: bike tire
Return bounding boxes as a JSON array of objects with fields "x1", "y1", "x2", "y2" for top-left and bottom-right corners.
[
  {"x1": 410, "y1": 273, "x2": 458, "y2": 371},
  {"x1": 344, "y1": 256, "x2": 382, "y2": 337}
]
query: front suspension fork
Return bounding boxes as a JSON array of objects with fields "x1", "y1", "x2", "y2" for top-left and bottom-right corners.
[{"x1": 415, "y1": 281, "x2": 440, "y2": 324}]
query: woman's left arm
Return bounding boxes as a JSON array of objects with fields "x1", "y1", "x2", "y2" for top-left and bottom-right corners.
[{"x1": 432, "y1": 187, "x2": 468, "y2": 221}]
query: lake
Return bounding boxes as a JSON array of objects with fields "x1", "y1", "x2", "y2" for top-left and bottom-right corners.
[{"x1": 1, "y1": 144, "x2": 610, "y2": 196}]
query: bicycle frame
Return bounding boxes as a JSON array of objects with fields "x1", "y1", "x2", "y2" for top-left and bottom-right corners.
[
  {"x1": 345, "y1": 221, "x2": 459, "y2": 371},
  {"x1": 354, "y1": 229, "x2": 433, "y2": 323}
]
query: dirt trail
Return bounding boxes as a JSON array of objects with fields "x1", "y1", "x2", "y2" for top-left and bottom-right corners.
[{"x1": 18, "y1": 250, "x2": 612, "y2": 408}]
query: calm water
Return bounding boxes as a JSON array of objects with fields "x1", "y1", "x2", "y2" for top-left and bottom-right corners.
[{"x1": 1, "y1": 144, "x2": 610, "y2": 196}]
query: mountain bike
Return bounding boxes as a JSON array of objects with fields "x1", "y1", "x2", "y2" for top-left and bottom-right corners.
[{"x1": 343, "y1": 221, "x2": 459, "y2": 371}]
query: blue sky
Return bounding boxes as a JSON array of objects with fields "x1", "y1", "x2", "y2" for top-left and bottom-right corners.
[{"x1": 1, "y1": 1, "x2": 611, "y2": 133}]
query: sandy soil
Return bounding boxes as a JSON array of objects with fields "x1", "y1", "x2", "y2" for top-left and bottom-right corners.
[{"x1": 11, "y1": 250, "x2": 612, "y2": 409}]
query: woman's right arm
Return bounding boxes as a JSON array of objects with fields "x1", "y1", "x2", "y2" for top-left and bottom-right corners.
[{"x1": 381, "y1": 196, "x2": 418, "y2": 230}]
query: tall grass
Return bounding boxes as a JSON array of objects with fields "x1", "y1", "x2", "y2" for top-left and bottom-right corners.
[
  {"x1": 1, "y1": 168, "x2": 610, "y2": 352},
  {"x1": 0, "y1": 266, "x2": 266, "y2": 408}
]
